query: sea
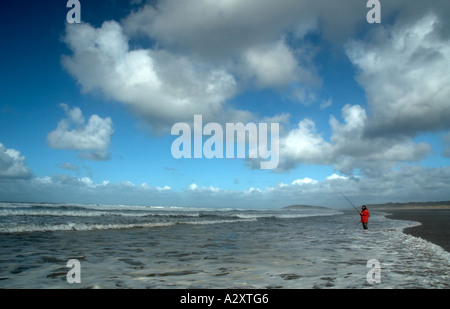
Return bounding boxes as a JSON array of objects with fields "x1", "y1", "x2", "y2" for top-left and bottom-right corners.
[{"x1": 0, "y1": 202, "x2": 449, "y2": 289}]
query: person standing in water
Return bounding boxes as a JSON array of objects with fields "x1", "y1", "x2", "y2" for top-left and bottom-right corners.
[{"x1": 360, "y1": 205, "x2": 370, "y2": 230}]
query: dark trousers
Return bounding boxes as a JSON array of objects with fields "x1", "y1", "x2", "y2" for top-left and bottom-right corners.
[{"x1": 362, "y1": 222, "x2": 368, "y2": 230}]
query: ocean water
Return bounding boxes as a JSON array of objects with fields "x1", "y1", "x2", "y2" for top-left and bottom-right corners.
[{"x1": 0, "y1": 202, "x2": 449, "y2": 289}]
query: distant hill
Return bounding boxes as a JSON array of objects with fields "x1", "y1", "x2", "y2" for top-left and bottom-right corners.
[{"x1": 283, "y1": 204, "x2": 331, "y2": 210}]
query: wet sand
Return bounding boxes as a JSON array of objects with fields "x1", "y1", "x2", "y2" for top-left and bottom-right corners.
[{"x1": 383, "y1": 209, "x2": 450, "y2": 253}]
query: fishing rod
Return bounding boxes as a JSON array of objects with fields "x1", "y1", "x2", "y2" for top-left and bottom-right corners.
[{"x1": 340, "y1": 193, "x2": 360, "y2": 214}]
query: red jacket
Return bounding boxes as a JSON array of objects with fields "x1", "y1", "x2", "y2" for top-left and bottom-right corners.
[{"x1": 360, "y1": 209, "x2": 370, "y2": 223}]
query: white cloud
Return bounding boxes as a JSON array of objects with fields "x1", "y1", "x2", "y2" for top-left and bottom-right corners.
[
  {"x1": 292, "y1": 178, "x2": 319, "y2": 185},
  {"x1": 326, "y1": 174, "x2": 348, "y2": 181},
  {"x1": 80, "y1": 177, "x2": 95, "y2": 188},
  {"x1": 178, "y1": 165, "x2": 450, "y2": 207},
  {"x1": 123, "y1": 0, "x2": 315, "y2": 59},
  {"x1": 245, "y1": 187, "x2": 262, "y2": 194},
  {"x1": 188, "y1": 183, "x2": 221, "y2": 193},
  {"x1": 240, "y1": 39, "x2": 318, "y2": 90},
  {"x1": 156, "y1": 185, "x2": 171, "y2": 191},
  {"x1": 329, "y1": 105, "x2": 431, "y2": 175},
  {"x1": 64, "y1": 1, "x2": 355, "y2": 131},
  {"x1": 46, "y1": 0, "x2": 450, "y2": 206},
  {"x1": 277, "y1": 104, "x2": 431, "y2": 175},
  {"x1": 1, "y1": 175, "x2": 172, "y2": 205},
  {"x1": 62, "y1": 1, "x2": 450, "y2": 132},
  {"x1": 1, "y1": 165, "x2": 450, "y2": 207},
  {"x1": 0, "y1": 143, "x2": 31, "y2": 179},
  {"x1": 278, "y1": 118, "x2": 332, "y2": 170},
  {"x1": 275, "y1": 13, "x2": 450, "y2": 174},
  {"x1": 346, "y1": 13, "x2": 450, "y2": 137},
  {"x1": 62, "y1": 21, "x2": 240, "y2": 132},
  {"x1": 47, "y1": 104, "x2": 113, "y2": 160}
]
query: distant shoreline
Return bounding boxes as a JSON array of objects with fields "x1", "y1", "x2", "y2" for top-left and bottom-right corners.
[
  {"x1": 282, "y1": 201, "x2": 450, "y2": 211},
  {"x1": 366, "y1": 201, "x2": 450, "y2": 210},
  {"x1": 371, "y1": 205, "x2": 450, "y2": 210}
]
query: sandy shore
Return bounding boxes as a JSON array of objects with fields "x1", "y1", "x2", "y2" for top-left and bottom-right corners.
[{"x1": 380, "y1": 209, "x2": 450, "y2": 253}]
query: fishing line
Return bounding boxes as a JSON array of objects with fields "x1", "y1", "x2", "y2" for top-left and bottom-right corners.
[{"x1": 340, "y1": 193, "x2": 360, "y2": 214}]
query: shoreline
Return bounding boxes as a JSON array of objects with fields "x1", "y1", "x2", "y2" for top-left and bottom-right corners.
[{"x1": 375, "y1": 208, "x2": 450, "y2": 253}]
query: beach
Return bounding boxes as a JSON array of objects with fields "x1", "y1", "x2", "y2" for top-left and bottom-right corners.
[{"x1": 383, "y1": 209, "x2": 450, "y2": 253}]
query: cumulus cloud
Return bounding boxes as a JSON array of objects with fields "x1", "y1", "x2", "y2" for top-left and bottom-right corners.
[
  {"x1": 122, "y1": 0, "x2": 315, "y2": 59},
  {"x1": 62, "y1": 21, "x2": 240, "y2": 132},
  {"x1": 276, "y1": 104, "x2": 431, "y2": 175},
  {"x1": 58, "y1": 0, "x2": 450, "y2": 178},
  {"x1": 62, "y1": 1, "x2": 450, "y2": 131},
  {"x1": 47, "y1": 104, "x2": 113, "y2": 160},
  {"x1": 241, "y1": 40, "x2": 302, "y2": 89},
  {"x1": 0, "y1": 143, "x2": 31, "y2": 179},
  {"x1": 278, "y1": 118, "x2": 333, "y2": 169},
  {"x1": 346, "y1": 13, "x2": 450, "y2": 137},
  {"x1": 272, "y1": 11, "x2": 450, "y2": 174},
  {"x1": 292, "y1": 178, "x2": 319, "y2": 185},
  {"x1": 179, "y1": 165, "x2": 450, "y2": 207},
  {"x1": 9, "y1": 175, "x2": 172, "y2": 204},
  {"x1": 64, "y1": 0, "x2": 362, "y2": 132},
  {"x1": 328, "y1": 105, "x2": 431, "y2": 175},
  {"x1": 188, "y1": 183, "x2": 221, "y2": 193},
  {"x1": 1, "y1": 165, "x2": 449, "y2": 207},
  {"x1": 326, "y1": 174, "x2": 348, "y2": 181},
  {"x1": 237, "y1": 38, "x2": 321, "y2": 98}
]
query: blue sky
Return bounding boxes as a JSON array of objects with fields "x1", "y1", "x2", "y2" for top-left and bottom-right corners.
[{"x1": 1, "y1": 0, "x2": 450, "y2": 208}]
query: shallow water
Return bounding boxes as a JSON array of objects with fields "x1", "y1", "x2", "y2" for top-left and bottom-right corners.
[{"x1": 0, "y1": 203, "x2": 448, "y2": 288}]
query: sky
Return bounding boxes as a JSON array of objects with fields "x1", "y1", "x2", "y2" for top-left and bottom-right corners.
[{"x1": 1, "y1": 0, "x2": 450, "y2": 209}]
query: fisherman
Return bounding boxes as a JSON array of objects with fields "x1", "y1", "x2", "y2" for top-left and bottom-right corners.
[{"x1": 360, "y1": 205, "x2": 370, "y2": 230}]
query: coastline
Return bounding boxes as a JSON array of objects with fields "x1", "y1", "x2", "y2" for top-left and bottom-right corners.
[{"x1": 377, "y1": 208, "x2": 450, "y2": 253}]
